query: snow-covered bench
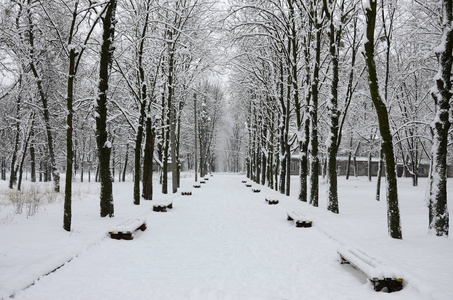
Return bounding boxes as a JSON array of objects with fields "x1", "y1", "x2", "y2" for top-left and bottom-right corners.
[
  {"x1": 265, "y1": 197, "x2": 279, "y2": 205},
  {"x1": 338, "y1": 246, "x2": 403, "y2": 292},
  {"x1": 153, "y1": 200, "x2": 173, "y2": 212},
  {"x1": 245, "y1": 184, "x2": 252, "y2": 187},
  {"x1": 242, "y1": 180, "x2": 247, "y2": 183},
  {"x1": 286, "y1": 210, "x2": 312, "y2": 227},
  {"x1": 181, "y1": 191, "x2": 192, "y2": 196},
  {"x1": 193, "y1": 184, "x2": 201, "y2": 188},
  {"x1": 109, "y1": 217, "x2": 147, "y2": 240},
  {"x1": 252, "y1": 188, "x2": 261, "y2": 193}
]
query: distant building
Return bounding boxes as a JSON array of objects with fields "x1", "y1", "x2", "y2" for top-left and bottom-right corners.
[{"x1": 289, "y1": 155, "x2": 453, "y2": 178}]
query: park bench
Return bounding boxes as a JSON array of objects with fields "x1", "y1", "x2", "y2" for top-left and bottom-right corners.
[
  {"x1": 337, "y1": 246, "x2": 403, "y2": 292},
  {"x1": 153, "y1": 199, "x2": 173, "y2": 212},
  {"x1": 242, "y1": 180, "x2": 247, "y2": 183},
  {"x1": 252, "y1": 188, "x2": 261, "y2": 193},
  {"x1": 265, "y1": 197, "x2": 279, "y2": 205},
  {"x1": 200, "y1": 180, "x2": 206, "y2": 184},
  {"x1": 204, "y1": 177, "x2": 209, "y2": 181},
  {"x1": 181, "y1": 191, "x2": 192, "y2": 195},
  {"x1": 109, "y1": 217, "x2": 147, "y2": 240},
  {"x1": 245, "y1": 184, "x2": 252, "y2": 187},
  {"x1": 193, "y1": 184, "x2": 201, "y2": 188},
  {"x1": 286, "y1": 210, "x2": 312, "y2": 227}
]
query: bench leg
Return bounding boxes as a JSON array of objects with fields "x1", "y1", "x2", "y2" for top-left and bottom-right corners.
[
  {"x1": 110, "y1": 232, "x2": 134, "y2": 240},
  {"x1": 138, "y1": 223, "x2": 147, "y2": 231},
  {"x1": 373, "y1": 279, "x2": 403, "y2": 293}
]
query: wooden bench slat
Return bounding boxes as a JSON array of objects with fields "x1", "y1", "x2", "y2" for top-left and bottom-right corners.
[
  {"x1": 153, "y1": 200, "x2": 173, "y2": 212},
  {"x1": 338, "y1": 246, "x2": 403, "y2": 292},
  {"x1": 109, "y1": 217, "x2": 147, "y2": 240}
]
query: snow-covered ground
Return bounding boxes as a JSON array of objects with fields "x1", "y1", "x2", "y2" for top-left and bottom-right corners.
[{"x1": 1, "y1": 174, "x2": 452, "y2": 299}]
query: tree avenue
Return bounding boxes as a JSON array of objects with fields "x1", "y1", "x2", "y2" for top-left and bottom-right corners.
[{"x1": 0, "y1": 0, "x2": 450, "y2": 238}]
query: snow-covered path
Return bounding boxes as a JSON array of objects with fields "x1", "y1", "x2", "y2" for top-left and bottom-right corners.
[{"x1": 8, "y1": 174, "x2": 439, "y2": 299}]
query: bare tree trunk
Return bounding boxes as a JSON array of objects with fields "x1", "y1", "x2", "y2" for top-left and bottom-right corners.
[
  {"x1": 122, "y1": 144, "x2": 128, "y2": 182},
  {"x1": 142, "y1": 116, "x2": 155, "y2": 200},
  {"x1": 429, "y1": 0, "x2": 452, "y2": 237},
  {"x1": 18, "y1": 115, "x2": 33, "y2": 191},
  {"x1": 364, "y1": 0, "x2": 402, "y2": 239},
  {"x1": 9, "y1": 78, "x2": 21, "y2": 189},
  {"x1": 376, "y1": 143, "x2": 384, "y2": 201},
  {"x1": 30, "y1": 117, "x2": 36, "y2": 183},
  {"x1": 95, "y1": 0, "x2": 117, "y2": 218},
  {"x1": 25, "y1": 2, "x2": 60, "y2": 193},
  {"x1": 309, "y1": 16, "x2": 322, "y2": 207},
  {"x1": 325, "y1": 0, "x2": 340, "y2": 214}
]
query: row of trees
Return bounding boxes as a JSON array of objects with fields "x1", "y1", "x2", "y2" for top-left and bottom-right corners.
[
  {"x1": 0, "y1": 0, "x2": 223, "y2": 231},
  {"x1": 1, "y1": 0, "x2": 450, "y2": 238},
  {"x1": 225, "y1": 0, "x2": 450, "y2": 238}
]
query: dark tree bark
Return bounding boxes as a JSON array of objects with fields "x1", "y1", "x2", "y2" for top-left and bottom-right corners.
[
  {"x1": 30, "y1": 117, "x2": 36, "y2": 183},
  {"x1": 9, "y1": 78, "x2": 21, "y2": 189},
  {"x1": 1, "y1": 157, "x2": 6, "y2": 181},
  {"x1": 95, "y1": 0, "x2": 117, "y2": 218},
  {"x1": 25, "y1": 1, "x2": 60, "y2": 193},
  {"x1": 122, "y1": 144, "x2": 128, "y2": 182},
  {"x1": 429, "y1": 0, "x2": 452, "y2": 237},
  {"x1": 376, "y1": 143, "x2": 384, "y2": 201},
  {"x1": 133, "y1": 0, "x2": 151, "y2": 204},
  {"x1": 364, "y1": 0, "x2": 402, "y2": 239},
  {"x1": 278, "y1": 60, "x2": 287, "y2": 195},
  {"x1": 142, "y1": 116, "x2": 155, "y2": 200},
  {"x1": 18, "y1": 114, "x2": 33, "y2": 191},
  {"x1": 309, "y1": 14, "x2": 322, "y2": 207},
  {"x1": 63, "y1": 40, "x2": 77, "y2": 231},
  {"x1": 324, "y1": 0, "x2": 341, "y2": 214}
]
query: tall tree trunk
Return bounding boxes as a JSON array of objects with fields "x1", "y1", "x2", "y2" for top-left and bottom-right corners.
[
  {"x1": 309, "y1": 19, "x2": 322, "y2": 207},
  {"x1": 364, "y1": 0, "x2": 402, "y2": 239},
  {"x1": 9, "y1": 79, "x2": 21, "y2": 189},
  {"x1": 376, "y1": 143, "x2": 384, "y2": 201},
  {"x1": 278, "y1": 60, "x2": 287, "y2": 195},
  {"x1": 30, "y1": 117, "x2": 36, "y2": 183},
  {"x1": 18, "y1": 115, "x2": 33, "y2": 191},
  {"x1": 133, "y1": 1, "x2": 151, "y2": 204},
  {"x1": 1, "y1": 157, "x2": 6, "y2": 181},
  {"x1": 122, "y1": 144, "x2": 128, "y2": 182},
  {"x1": 325, "y1": 0, "x2": 340, "y2": 214},
  {"x1": 25, "y1": 2, "x2": 60, "y2": 193},
  {"x1": 142, "y1": 116, "x2": 155, "y2": 200},
  {"x1": 95, "y1": 0, "x2": 117, "y2": 218},
  {"x1": 64, "y1": 41, "x2": 77, "y2": 231},
  {"x1": 429, "y1": 0, "x2": 452, "y2": 236},
  {"x1": 134, "y1": 100, "x2": 145, "y2": 203}
]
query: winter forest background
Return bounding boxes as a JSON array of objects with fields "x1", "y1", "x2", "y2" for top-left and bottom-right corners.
[{"x1": 0, "y1": 0, "x2": 452, "y2": 239}]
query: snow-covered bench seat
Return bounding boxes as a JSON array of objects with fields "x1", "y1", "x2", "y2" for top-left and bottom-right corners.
[
  {"x1": 338, "y1": 246, "x2": 403, "y2": 292},
  {"x1": 109, "y1": 217, "x2": 147, "y2": 240},
  {"x1": 265, "y1": 197, "x2": 279, "y2": 205},
  {"x1": 153, "y1": 199, "x2": 173, "y2": 212},
  {"x1": 286, "y1": 210, "x2": 312, "y2": 227}
]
